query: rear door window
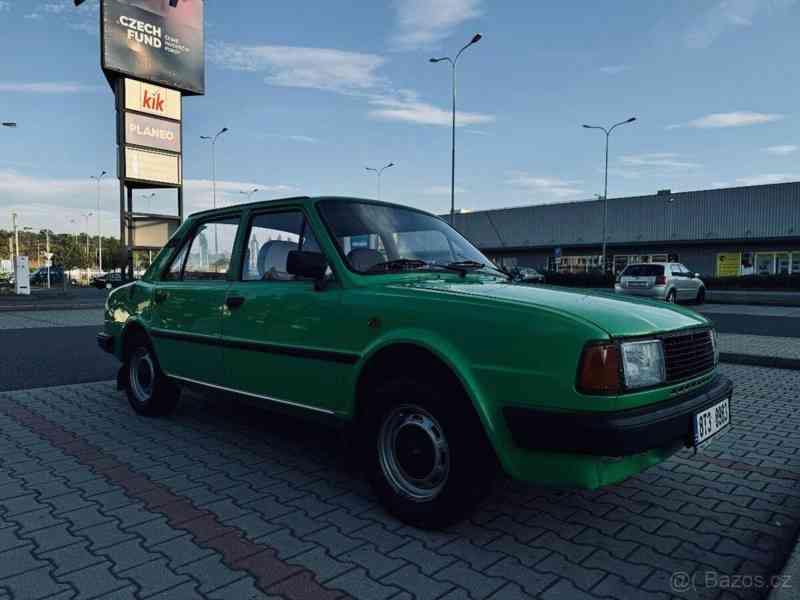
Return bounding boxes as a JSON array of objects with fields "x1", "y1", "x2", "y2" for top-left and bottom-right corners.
[{"x1": 623, "y1": 265, "x2": 664, "y2": 277}]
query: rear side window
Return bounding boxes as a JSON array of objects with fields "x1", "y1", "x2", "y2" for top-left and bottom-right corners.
[
  {"x1": 623, "y1": 265, "x2": 664, "y2": 277},
  {"x1": 165, "y1": 216, "x2": 240, "y2": 281}
]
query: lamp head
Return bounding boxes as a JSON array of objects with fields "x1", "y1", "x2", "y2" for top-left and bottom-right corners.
[
  {"x1": 470, "y1": 33, "x2": 482, "y2": 44},
  {"x1": 626, "y1": 117, "x2": 637, "y2": 123}
]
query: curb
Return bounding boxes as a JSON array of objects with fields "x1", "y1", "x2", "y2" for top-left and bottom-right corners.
[
  {"x1": 0, "y1": 303, "x2": 105, "y2": 313},
  {"x1": 720, "y1": 353, "x2": 800, "y2": 371}
]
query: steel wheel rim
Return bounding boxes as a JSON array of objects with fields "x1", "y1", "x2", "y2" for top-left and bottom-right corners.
[
  {"x1": 378, "y1": 404, "x2": 450, "y2": 502},
  {"x1": 129, "y1": 348, "x2": 155, "y2": 404}
]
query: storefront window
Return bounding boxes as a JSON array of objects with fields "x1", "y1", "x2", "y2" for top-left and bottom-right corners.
[
  {"x1": 792, "y1": 253, "x2": 800, "y2": 275},
  {"x1": 756, "y1": 253, "x2": 775, "y2": 275},
  {"x1": 777, "y1": 253, "x2": 790, "y2": 275}
]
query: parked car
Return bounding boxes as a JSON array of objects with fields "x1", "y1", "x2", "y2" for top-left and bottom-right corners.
[
  {"x1": 614, "y1": 262, "x2": 706, "y2": 304},
  {"x1": 99, "y1": 197, "x2": 731, "y2": 528},
  {"x1": 508, "y1": 265, "x2": 545, "y2": 284},
  {"x1": 92, "y1": 272, "x2": 127, "y2": 289},
  {"x1": 30, "y1": 267, "x2": 78, "y2": 287}
]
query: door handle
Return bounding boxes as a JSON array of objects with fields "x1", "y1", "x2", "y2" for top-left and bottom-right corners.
[
  {"x1": 225, "y1": 295, "x2": 245, "y2": 309},
  {"x1": 153, "y1": 290, "x2": 168, "y2": 304}
]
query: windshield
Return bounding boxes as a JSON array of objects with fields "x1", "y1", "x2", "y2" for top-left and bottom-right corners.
[
  {"x1": 318, "y1": 200, "x2": 500, "y2": 275},
  {"x1": 622, "y1": 265, "x2": 664, "y2": 277}
]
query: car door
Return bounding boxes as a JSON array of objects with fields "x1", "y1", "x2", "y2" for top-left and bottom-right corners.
[
  {"x1": 148, "y1": 214, "x2": 241, "y2": 386},
  {"x1": 221, "y1": 208, "x2": 351, "y2": 414},
  {"x1": 680, "y1": 263, "x2": 701, "y2": 297}
]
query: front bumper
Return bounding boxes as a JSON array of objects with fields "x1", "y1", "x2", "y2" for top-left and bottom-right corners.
[
  {"x1": 503, "y1": 374, "x2": 732, "y2": 456},
  {"x1": 97, "y1": 332, "x2": 114, "y2": 354}
]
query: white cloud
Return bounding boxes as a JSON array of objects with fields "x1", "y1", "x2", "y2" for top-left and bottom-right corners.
[
  {"x1": 734, "y1": 173, "x2": 800, "y2": 186},
  {"x1": 619, "y1": 153, "x2": 700, "y2": 170},
  {"x1": 209, "y1": 43, "x2": 386, "y2": 93},
  {"x1": 598, "y1": 65, "x2": 629, "y2": 75},
  {"x1": 264, "y1": 134, "x2": 319, "y2": 144},
  {"x1": 668, "y1": 111, "x2": 784, "y2": 129},
  {"x1": 423, "y1": 185, "x2": 467, "y2": 195},
  {"x1": 368, "y1": 94, "x2": 494, "y2": 127},
  {"x1": 211, "y1": 42, "x2": 494, "y2": 129},
  {"x1": 391, "y1": 0, "x2": 483, "y2": 50},
  {"x1": 0, "y1": 2, "x2": 10, "y2": 12},
  {"x1": 685, "y1": 0, "x2": 796, "y2": 49},
  {"x1": 506, "y1": 173, "x2": 584, "y2": 200},
  {"x1": 763, "y1": 144, "x2": 798, "y2": 156},
  {"x1": 0, "y1": 82, "x2": 99, "y2": 94},
  {"x1": 0, "y1": 170, "x2": 296, "y2": 233}
]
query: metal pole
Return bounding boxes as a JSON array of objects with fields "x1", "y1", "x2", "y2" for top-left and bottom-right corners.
[
  {"x1": 450, "y1": 61, "x2": 456, "y2": 226},
  {"x1": 602, "y1": 131, "x2": 609, "y2": 271},
  {"x1": 12, "y1": 212, "x2": 18, "y2": 260},
  {"x1": 46, "y1": 230, "x2": 50, "y2": 289}
]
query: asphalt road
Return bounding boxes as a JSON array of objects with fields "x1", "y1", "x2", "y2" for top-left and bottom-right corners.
[{"x1": 0, "y1": 325, "x2": 119, "y2": 392}]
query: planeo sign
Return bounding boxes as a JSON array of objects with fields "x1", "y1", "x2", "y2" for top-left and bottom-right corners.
[{"x1": 125, "y1": 112, "x2": 181, "y2": 153}]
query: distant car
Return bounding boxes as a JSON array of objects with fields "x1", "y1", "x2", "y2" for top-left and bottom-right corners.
[
  {"x1": 614, "y1": 263, "x2": 706, "y2": 304},
  {"x1": 92, "y1": 272, "x2": 127, "y2": 289},
  {"x1": 509, "y1": 266, "x2": 545, "y2": 284},
  {"x1": 30, "y1": 267, "x2": 78, "y2": 287}
]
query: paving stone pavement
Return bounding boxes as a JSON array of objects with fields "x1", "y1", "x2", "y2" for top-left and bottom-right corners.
[
  {"x1": 718, "y1": 334, "x2": 800, "y2": 361},
  {"x1": 0, "y1": 364, "x2": 799, "y2": 599}
]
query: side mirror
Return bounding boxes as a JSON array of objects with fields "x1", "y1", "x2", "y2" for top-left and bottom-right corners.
[
  {"x1": 287, "y1": 251, "x2": 327, "y2": 281},
  {"x1": 694, "y1": 273, "x2": 701, "y2": 279}
]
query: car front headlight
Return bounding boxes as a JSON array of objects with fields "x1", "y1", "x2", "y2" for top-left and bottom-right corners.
[{"x1": 621, "y1": 340, "x2": 665, "y2": 389}]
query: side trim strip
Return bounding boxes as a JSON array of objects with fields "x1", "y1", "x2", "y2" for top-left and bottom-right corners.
[
  {"x1": 166, "y1": 374, "x2": 337, "y2": 416},
  {"x1": 150, "y1": 328, "x2": 360, "y2": 365}
]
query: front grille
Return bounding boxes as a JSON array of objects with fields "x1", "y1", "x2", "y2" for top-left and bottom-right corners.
[{"x1": 661, "y1": 329, "x2": 715, "y2": 383}]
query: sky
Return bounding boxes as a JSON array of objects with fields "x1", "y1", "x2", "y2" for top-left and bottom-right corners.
[{"x1": 1, "y1": 0, "x2": 799, "y2": 235}]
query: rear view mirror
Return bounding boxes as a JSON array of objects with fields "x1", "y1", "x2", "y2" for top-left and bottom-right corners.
[{"x1": 287, "y1": 250, "x2": 327, "y2": 281}]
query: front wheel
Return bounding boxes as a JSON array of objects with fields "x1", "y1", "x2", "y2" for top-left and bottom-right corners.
[
  {"x1": 124, "y1": 335, "x2": 179, "y2": 417},
  {"x1": 695, "y1": 287, "x2": 706, "y2": 305},
  {"x1": 364, "y1": 378, "x2": 496, "y2": 529}
]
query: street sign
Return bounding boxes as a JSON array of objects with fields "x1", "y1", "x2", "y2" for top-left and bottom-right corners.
[
  {"x1": 124, "y1": 78, "x2": 182, "y2": 120},
  {"x1": 124, "y1": 146, "x2": 181, "y2": 186},
  {"x1": 102, "y1": 0, "x2": 205, "y2": 95},
  {"x1": 125, "y1": 112, "x2": 181, "y2": 153}
]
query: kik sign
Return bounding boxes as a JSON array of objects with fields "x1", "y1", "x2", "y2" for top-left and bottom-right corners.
[{"x1": 124, "y1": 78, "x2": 181, "y2": 121}]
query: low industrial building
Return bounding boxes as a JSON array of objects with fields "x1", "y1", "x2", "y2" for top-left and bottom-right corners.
[{"x1": 451, "y1": 181, "x2": 800, "y2": 277}]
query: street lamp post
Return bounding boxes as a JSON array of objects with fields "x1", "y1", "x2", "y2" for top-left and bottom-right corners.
[
  {"x1": 11, "y1": 212, "x2": 19, "y2": 261},
  {"x1": 239, "y1": 188, "x2": 259, "y2": 203},
  {"x1": 90, "y1": 171, "x2": 107, "y2": 274},
  {"x1": 430, "y1": 33, "x2": 482, "y2": 226},
  {"x1": 201, "y1": 128, "x2": 228, "y2": 256},
  {"x1": 582, "y1": 117, "x2": 636, "y2": 271},
  {"x1": 365, "y1": 163, "x2": 394, "y2": 200},
  {"x1": 84, "y1": 212, "x2": 93, "y2": 267}
]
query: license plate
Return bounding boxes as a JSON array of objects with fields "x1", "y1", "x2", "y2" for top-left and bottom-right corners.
[
  {"x1": 694, "y1": 398, "x2": 730, "y2": 446},
  {"x1": 627, "y1": 281, "x2": 647, "y2": 288}
]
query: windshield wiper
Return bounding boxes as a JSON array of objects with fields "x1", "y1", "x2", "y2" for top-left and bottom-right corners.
[
  {"x1": 366, "y1": 258, "x2": 429, "y2": 273},
  {"x1": 445, "y1": 260, "x2": 509, "y2": 278}
]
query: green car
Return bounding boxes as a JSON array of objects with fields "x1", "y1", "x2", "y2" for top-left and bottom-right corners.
[{"x1": 98, "y1": 197, "x2": 732, "y2": 528}]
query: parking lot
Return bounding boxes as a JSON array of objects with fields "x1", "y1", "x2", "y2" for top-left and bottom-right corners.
[{"x1": 0, "y1": 360, "x2": 797, "y2": 600}]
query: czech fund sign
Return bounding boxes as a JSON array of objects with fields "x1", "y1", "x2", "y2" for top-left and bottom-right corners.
[
  {"x1": 125, "y1": 112, "x2": 181, "y2": 153},
  {"x1": 102, "y1": 0, "x2": 205, "y2": 95},
  {"x1": 124, "y1": 78, "x2": 182, "y2": 120}
]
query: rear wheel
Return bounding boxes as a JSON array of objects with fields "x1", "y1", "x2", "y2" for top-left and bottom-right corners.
[
  {"x1": 124, "y1": 333, "x2": 179, "y2": 417},
  {"x1": 695, "y1": 287, "x2": 706, "y2": 305},
  {"x1": 363, "y1": 378, "x2": 496, "y2": 529},
  {"x1": 666, "y1": 289, "x2": 677, "y2": 304}
]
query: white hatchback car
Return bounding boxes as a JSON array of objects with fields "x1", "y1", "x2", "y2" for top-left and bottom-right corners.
[{"x1": 614, "y1": 262, "x2": 706, "y2": 304}]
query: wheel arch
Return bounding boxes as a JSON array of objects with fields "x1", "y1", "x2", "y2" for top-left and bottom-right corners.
[
  {"x1": 352, "y1": 335, "x2": 505, "y2": 469},
  {"x1": 120, "y1": 319, "x2": 150, "y2": 362}
]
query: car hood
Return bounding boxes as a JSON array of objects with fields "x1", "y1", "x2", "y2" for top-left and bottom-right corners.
[{"x1": 393, "y1": 279, "x2": 708, "y2": 337}]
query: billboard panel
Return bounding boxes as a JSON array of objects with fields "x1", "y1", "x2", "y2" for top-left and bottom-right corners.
[
  {"x1": 103, "y1": 0, "x2": 204, "y2": 95},
  {"x1": 124, "y1": 78, "x2": 181, "y2": 120},
  {"x1": 124, "y1": 146, "x2": 182, "y2": 186},
  {"x1": 132, "y1": 216, "x2": 180, "y2": 248},
  {"x1": 125, "y1": 112, "x2": 181, "y2": 153}
]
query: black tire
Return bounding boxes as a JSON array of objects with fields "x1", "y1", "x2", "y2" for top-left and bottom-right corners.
[
  {"x1": 124, "y1": 332, "x2": 179, "y2": 417},
  {"x1": 695, "y1": 287, "x2": 706, "y2": 305},
  {"x1": 363, "y1": 377, "x2": 496, "y2": 529},
  {"x1": 666, "y1": 289, "x2": 677, "y2": 304}
]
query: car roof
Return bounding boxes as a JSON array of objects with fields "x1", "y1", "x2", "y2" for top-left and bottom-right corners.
[{"x1": 188, "y1": 196, "x2": 434, "y2": 220}]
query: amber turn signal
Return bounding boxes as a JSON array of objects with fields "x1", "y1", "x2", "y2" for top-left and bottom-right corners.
[{"x1": 577, "y1": 343, "x2": 621, "y2": 394}]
